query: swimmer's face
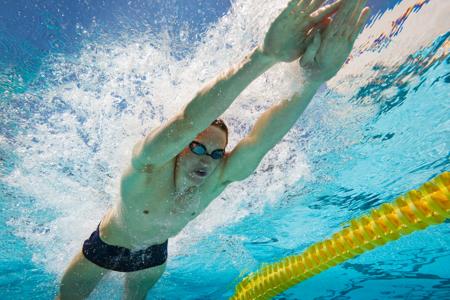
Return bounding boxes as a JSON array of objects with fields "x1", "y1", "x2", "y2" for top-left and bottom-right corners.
[{"x1": 177, "y1": 125, "x2": 227, "y2": 186}]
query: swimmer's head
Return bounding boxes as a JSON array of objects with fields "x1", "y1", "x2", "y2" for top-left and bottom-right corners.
[
  {"x1": 209, "y1": 118, "x2": 229, "y2": 145},
  {"x1": 176, "y1": 119, "x2": 228, "y2": 186}
]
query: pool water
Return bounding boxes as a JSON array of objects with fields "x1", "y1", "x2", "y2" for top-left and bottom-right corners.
[{"x1": 1, "y1": 0, "x2": 449, "y2": 299}]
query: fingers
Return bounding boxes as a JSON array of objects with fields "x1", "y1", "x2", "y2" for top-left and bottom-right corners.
[
  {"x1": 304, "y1": 26, "x2": 319, "y2": 45},
  {"x1": 315, "y1": 17, "x2": 332, "y2": 31},
  {"x1": 283, "y1": 0, "x2": 301, "y2": 17},
  {"x1": 309, "y1": 0, "x2": 343, "y2": 24},
  {"x1": 308, "y1": 0, "x2": 327, "y2": 13},
  {"x1": 330, "y1": 0, "x2": 359, "y2": 34},
  {"x1": 350, "y1": 7, "x2": 371, "y2": 41},
  {"x1": 344, "y1": 0, "x2": 367, "y2": 36},
  {"x1": 298, "y1": 15, "x2": 328, "y2": 49},
  {"x1": 300, "y1": 32, "x2": 321, "y2": 66},
  {"x1": 349, "y1": 0, "x2": 367, "y2": 25},
  {"x1": 296, "y1": 0, "x2": 313, "y2": 12}
]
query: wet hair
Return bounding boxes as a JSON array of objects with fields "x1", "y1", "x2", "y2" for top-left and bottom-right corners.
[{"x1": 210, "y1": 118, "x2": 228, "y2": 146}]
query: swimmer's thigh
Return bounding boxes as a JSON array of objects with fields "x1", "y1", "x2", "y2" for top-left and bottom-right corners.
[
  {"x1": 123, "y1": 263, "x2": 167, "y2": 300},
  {"x1": 57, "y1": 249, "x2": 110, "y2": 300}
]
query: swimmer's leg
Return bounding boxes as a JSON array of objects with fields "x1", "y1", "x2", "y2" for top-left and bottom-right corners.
[
  {"x1": 122, "y1": 263, "x2": 166, "y2": 300},
  {"x1": 56, "y1": 249, "x2": 110, "y2": 300}
]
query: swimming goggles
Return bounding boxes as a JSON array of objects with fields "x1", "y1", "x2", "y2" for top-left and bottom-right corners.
[{"x1": 189, "y1": 141, "x2": 225, "y2": 160}]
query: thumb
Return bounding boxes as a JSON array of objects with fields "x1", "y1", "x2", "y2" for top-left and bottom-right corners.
[
  {"x1": 316, "y1": 17, "x2": 332, "y2": 31},
  {"x1": 300, "y1": 32, "x2": 321, "y2": 66},
  {"x1": 303, "y1": 17, "x2": 329, "y2": 46}
]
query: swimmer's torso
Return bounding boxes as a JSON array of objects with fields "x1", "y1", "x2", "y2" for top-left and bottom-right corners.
[{"x1": 98, "y1": 158, "x2": 228, "y2": 250}]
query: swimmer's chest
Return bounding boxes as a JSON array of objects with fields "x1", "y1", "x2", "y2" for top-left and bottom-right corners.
[
  {"x1": 120, "y1": 162, "x2": 223, "y2": 223},
  {"x1": 125, "y1": 182, "x2": 220, "y2": 238},
  {"x1": 151, "y1": 177, "x2": 223, "y2": 221}
]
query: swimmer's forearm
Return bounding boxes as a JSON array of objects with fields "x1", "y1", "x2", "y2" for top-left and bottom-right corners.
[
  {"x1": 249, "y1": 79, "x2": 323, "y2": 152},
  {"x1": 220, "y1": 79, "x2": 322, "y2": 181},
  {"x1": 183, "y1": 47, "x2": 277, "y2": 130},
  {"x1": 132, "y1": 48, "x2": 276, "y2": 168}
]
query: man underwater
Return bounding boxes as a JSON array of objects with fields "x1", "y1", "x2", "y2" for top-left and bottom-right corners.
[{"x1": 57, "y1": 0, "x2": 370, "y2": 299}]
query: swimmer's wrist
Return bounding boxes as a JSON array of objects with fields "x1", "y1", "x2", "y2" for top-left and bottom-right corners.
[
  {"x1": 291, "y1": 78, "x2": 323, "y2": 99},
  {"x1": 254, "y1": 46, "x2": 280, "y2": 66},
  {"x1": 303, "y1": 77, "x2": 325, "y2": 86},
  {"x1": 289, "y1": 81, "x2": 322, "y2": 106}
]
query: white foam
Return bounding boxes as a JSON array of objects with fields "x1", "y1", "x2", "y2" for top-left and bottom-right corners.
[{"x1": 329, "y1": 0, "x2": 450, "y2": 94}]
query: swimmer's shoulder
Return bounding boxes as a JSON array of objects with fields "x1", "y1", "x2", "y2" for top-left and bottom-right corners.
[{"x1": 120, "y1": 158, "x2": 175, "y2": 201}]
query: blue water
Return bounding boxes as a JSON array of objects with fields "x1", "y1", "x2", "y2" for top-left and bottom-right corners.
[{"x1": 1, "y1": 0, "x2": 449, "y2": 299}]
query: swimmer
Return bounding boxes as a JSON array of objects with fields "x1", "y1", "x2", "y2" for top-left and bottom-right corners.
[{"x1": 57, "y1": 0, "x2": 370, "y2": 299}]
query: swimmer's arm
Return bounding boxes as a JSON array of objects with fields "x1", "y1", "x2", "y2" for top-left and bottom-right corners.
[
  {"x1": 132, "y1": 0, "x2": 342, "y2": 170},
  {"x1": 220, "y1": 1, "x2": 370, "y2": 183},
  {"x1": 220, "y1": 79, "x2": 322, "y2": 182},
  {"x1": 132, "y1": 48, "x2": 277, "y2": 169},
  {"x1": 181, "y1": 0, "x2": 341, "y2": 131}
]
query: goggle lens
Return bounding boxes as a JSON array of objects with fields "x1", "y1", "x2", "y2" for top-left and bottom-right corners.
[
  {"x1": 189, "y1": 141, "x2": 224, "y2": 160},
  {"x1": 191, "y1": 144, "x2": 206, "y2": 155},
  {"x1": 210, "y1": 150, "x2": 224, "y2": 159}
]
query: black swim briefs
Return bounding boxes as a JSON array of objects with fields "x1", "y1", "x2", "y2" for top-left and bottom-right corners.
[{"x1": 82, "y1": 222, "x2": 168, "y2": 272}]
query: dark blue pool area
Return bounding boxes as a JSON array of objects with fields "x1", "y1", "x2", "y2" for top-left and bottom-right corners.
[{"x1": 0, "y1": 0, "x2": 232, "y2": 94}]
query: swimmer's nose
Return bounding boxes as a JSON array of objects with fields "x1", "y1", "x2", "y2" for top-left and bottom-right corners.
[{"x1": 199, "y1": 156, "x2": 212, "y2": 166}]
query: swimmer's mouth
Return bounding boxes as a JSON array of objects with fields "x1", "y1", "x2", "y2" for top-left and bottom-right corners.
[{"x1": 193, "y1": 169, "x2": 208, "y2": 177}]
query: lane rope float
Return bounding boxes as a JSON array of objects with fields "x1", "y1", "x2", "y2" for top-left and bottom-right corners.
[{"x1": 230, "y1": 172, "x2": 450, "y2": 300}]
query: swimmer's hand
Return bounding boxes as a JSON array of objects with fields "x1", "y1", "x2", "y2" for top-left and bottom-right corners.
[
  {"x1": 262, "y1": 0, "x2": 343, "y2": 63},
  {"x1": 299, "y1": 0, "x2": 370, "y2": 82}
]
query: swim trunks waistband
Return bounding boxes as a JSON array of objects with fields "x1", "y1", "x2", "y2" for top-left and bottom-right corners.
[{"x1": 82, "y1": 222, "x2": 168, "y2": 272}]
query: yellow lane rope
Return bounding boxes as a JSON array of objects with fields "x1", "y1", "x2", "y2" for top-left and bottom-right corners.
[{"x1": 230, "y1": 172, "x2": 450, "y2": 300}]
